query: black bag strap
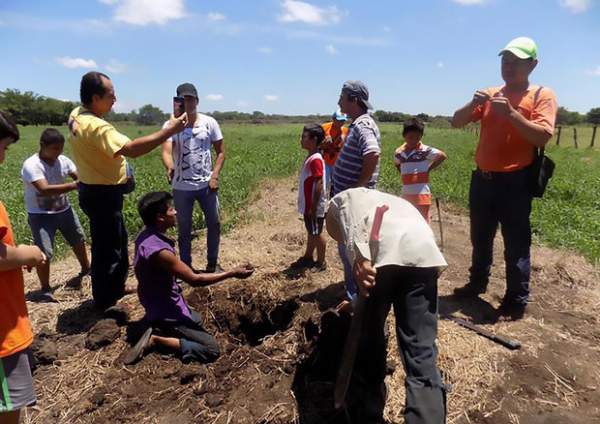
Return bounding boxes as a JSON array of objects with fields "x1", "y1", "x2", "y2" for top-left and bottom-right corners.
[{"x1": 532, "y1": 86, "x2": 545, "y2": 157}]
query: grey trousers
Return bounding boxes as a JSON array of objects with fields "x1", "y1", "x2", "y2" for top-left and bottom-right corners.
[{"x1": 348, "y1": 265, "x2": 446, "y2": 424}]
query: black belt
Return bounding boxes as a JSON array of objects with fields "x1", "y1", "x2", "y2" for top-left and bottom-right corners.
[{"x1": 475, "y1": 167, "x2": 529, "y2": 180}]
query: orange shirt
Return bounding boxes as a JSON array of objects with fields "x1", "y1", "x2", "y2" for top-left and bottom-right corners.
[
  {"x1": 0, "y1": 201, "x2": 33, "y2": 358},
  {"x1": 321, "y1": 122, "x2": 349, "y2": 166},
  {"x1": 471, "y1": 85, "x2": 557, "y2": 172}
]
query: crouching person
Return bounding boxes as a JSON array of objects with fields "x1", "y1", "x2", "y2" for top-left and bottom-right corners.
[
  {"x1": 326, "y1": 188, "x2": 448, "y2": 424},
  {"x1": 124, "y1": 191, "x2": 254, "y2": 365}
]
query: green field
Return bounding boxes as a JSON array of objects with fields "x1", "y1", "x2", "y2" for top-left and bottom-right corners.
[
  {"x1": 1, "y1": 123, "x2": 599, "y2": 264},
  {"x1": 551, "y1": 125, "x2": 599, "y2": 149}
]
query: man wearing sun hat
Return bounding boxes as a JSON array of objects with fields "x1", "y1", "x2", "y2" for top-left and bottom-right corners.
[
  {"x1": 451, "y1": 37, "x2": 558, "y2": 319},
  {"x1": 321, "y1": 110, "x2": 349, "y2": 196}
]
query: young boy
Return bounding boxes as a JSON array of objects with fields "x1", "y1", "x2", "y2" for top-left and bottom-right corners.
[
  {"x1": 291, "y1": 124, "x2": 327, "y2": 271},
  {"x1": 21, "y1": 128, "x2": 89, "y2": 301},
  {"x1": 124, "y1": 191, "x2": 254, "y2": 365},
  {"x1": 394, "y1": 117, "x2": 447, "y2": 223},
  {"x1": 1, "y1": 111, "x2": 46, "y2": 424}
]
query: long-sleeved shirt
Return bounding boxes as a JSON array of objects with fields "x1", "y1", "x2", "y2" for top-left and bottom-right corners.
[{"x1": 328, "y1": 188, "x2": 447, "y2": 270}]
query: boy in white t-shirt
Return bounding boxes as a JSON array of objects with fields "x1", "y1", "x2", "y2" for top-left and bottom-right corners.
[
  {"x1": 21, "y1": 128, "x2": 89, "y2": 301},
  {"x1": 291, "y1": 124, "x2": 327, "y2": 271}
]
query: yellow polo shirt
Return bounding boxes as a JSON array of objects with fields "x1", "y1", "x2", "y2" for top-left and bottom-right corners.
[{"x1": 68, "y1": 106, "x2": 130, "y2": 185}]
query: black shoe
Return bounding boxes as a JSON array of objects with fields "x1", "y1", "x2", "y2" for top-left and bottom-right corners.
[
  {"x1": 290, "y1": 256, "x2": 315, "y2": 269},
  {"x1": 497, "y1": 299, "x2": 526, "y2": 321},
  {"x1": 123, "y1": 327, "x2": 153, "y2": 365},
  {"x1": 311, "y1": 261, "x2": 327, "y2": 272},
  {"x1": 453, "y1": 283, "x2": 486, "y2": 298},
  {"x1": 205, "y1": 263, "x2": 224, "y2": 273}
]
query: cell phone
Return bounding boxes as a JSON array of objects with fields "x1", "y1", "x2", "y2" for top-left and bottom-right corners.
[{"x1": 173, "y1": 96, "x2": 184, "y2": 117}]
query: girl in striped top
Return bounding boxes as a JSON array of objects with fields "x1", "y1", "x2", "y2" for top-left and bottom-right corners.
[{"x1": 394, "y1": 118, "x2": 447, "y2": 223}]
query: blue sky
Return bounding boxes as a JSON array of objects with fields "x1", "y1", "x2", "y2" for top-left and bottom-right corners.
[{"x1": 1, "y1": 0, "x2": 599, "y2": 115}]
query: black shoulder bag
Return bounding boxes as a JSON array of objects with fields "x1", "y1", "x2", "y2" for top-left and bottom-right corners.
[{"x1": 528, "y1": 86, "x2": 556, "y2": 198}]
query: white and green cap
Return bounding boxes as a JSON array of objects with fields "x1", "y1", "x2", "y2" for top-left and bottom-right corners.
[{"x1": 499, "y1": 37, "x2": 538, "y2": 60}]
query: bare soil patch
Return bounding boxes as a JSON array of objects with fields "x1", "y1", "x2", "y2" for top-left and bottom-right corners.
[{"x1": 22, "y1": 178, "x2": 600, "y2": 423}]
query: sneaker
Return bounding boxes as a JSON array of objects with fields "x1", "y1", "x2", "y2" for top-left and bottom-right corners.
[
  {"x1": 205, "y1": 263, "x2": 224, "y2": 273},
  {"x1": 39, "y1": 290, "x2": 58, "y2": 303},
  {"x1": 497, "y1": 299, "x2": 526, "y2": 321},
  {"x1": 123, "y1": 327, "x2": 153, "y2": 365},
  {"x1": 453, "y1": 283, "x2": 486, "y2": 298},
  {"x1": 311, "y1": 261, "x2": 327, "y2": 272},
  {"x1": 290, "y1": 256, "x2": 315, "y2": 269}
]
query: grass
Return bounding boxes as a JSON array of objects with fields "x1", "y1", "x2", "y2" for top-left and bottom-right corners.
[
  {"x1": 551, "y1": 125, "x2": 599, "y2": 149},
  {"x1": 1, "y1": 123, "x2": 598, "y2": 264}
]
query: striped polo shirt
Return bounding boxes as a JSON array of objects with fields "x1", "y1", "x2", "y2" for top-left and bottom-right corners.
[
  {"x1": 332, "y1": 113, "x2": 381, "y2": 196},
  {"x1": 394, "y1": 142, "x2": 441, "y2": 206}
]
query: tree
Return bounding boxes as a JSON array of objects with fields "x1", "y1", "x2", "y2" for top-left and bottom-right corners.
[
  {"x1": 556, "y1": 107, "x2": 584, "y2": 126},
  {"x1": 586, "y1": 108, "x2": 600, "y2": 125},
  {"x1": 136, "y1": 104, "x2": 167, "y2": 125}
]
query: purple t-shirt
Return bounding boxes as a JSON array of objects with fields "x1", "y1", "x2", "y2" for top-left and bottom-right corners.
[{"x1": 134, "y1": 227, "x2": 192, "y2": 323}]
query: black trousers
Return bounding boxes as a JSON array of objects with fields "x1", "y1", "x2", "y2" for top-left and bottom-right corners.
[
  {"x1": 79, "y1": 183, "x2": 129, "y2": 310},
  {"x1": 349, "y1": 266, "x2": 446, "y2": 424},
  {"x1": 469, "y1": 168, "x2": 533, "y2": 304}
]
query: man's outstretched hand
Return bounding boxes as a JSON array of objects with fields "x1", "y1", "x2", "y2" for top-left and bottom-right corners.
[
  {"x1": 353, "y1": 258, "x2": 376, "y2": 297},
  {"x1": 233, "y1": 263, "x2": 255, "y2": 279}
]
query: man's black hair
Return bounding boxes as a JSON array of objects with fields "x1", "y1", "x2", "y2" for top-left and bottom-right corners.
[
  {"x1": 138, "y1": 191, "x2": 173, "y2": 227},
  {"x1": 403, "y1": 117, "x2": 425, "y2": 136},
  {"x1": 80, "y1": 71, "x2": 110, "y2": 105},
  {"x1": 40, "y1": 128, "x2": 65, "y2": 146},
  {"x1": 303, "y1": 123, "x2": 326, "y2": 146},
  {"x1": 0, "y1": 111, "x2": 19, "y2": 143}
]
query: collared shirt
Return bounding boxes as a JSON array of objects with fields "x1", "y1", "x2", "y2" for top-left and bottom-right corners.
[
  {"x1": 68, "y1": 106, "x2": 130, "y2": 185},
  {"x1": 163, "y1": 113, "x2": 223, "y2": 191},
  {"x1": 394, "y1": 142, "x2": 443, "y2": 206},
  {"x1": 471, "y1": 85, "x2": 558, "y2": 172},
  {"x1": 328, "y1": 188, "x2": 447, "y2": 270},
  {"x1": 134, "y1": 227, "x2": 192, "y2": 323},
  {"x1": 332, "y1": 113, "x2": 381, "y2": 196}
]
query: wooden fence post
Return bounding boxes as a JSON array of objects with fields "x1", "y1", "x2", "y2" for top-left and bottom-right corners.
[
  {"x1": 591, "y1": 126, "x2": 597, "y2": 148},
  {"x1": 573, "y1": 127, "x2": 578, "y2": 148},
  {"x1": 556, "y1": 126, "x2": 562, "y2": 145}
]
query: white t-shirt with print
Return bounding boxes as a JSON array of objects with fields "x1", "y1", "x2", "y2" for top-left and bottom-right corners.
[
  {"x1": 21, "y1": 154, "x2": 76, "y2": 214},
  {"x1": 163, "y1": 113, "x2": 223, "y2": 191}
]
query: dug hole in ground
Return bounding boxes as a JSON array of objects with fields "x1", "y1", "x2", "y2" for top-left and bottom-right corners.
[{"x1": 22, "y1": 178, "x2": 600, "y2": 424}]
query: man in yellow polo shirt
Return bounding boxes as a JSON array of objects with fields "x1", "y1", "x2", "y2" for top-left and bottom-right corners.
[
  {"x1": 451, "y1": 37, "x2": 557, "y2": 320},
  {"x1": 68, "y1": 71, "x2": 187, "y2": 310}
]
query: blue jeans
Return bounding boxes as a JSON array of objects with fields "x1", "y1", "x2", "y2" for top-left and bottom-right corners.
[
  {"x1": 338, "y1": 243, "x2": 358, "y2": 301},
  {"x1": 173, "y1": 187, "x2": 221, "y2": 267},
  {"x1": 469, "y1": 168, "x2": 533, "y2": 304}
]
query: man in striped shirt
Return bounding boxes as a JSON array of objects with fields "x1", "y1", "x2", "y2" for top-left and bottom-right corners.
[
  {"x1": 332, "y1": 80, "x2": 381, "y2": 301},
  {"x1": 394, "y1": 118, "x2": 447, "y2": 223}
]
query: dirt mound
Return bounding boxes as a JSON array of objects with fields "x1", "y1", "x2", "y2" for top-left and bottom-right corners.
[{"x1": 21, "y1": 178, "x2": 600, "y2": 423}]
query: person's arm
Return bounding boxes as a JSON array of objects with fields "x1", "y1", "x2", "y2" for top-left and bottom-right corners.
[
  {"x1": 354, "y1": 152, "x2": 379, "y2": 187},
  {"x1": 208, "y1": 140, "x2": 224, "y2": 191},
  {"x1": 117, "y1": 114, "x2": 187, "y2": 158},
  {"x1": 489, "y1": 97, "x2": 553, "y2": 147},
  {"x1": 161, "y1": 139, "x2": 174, "y2": 182},
  {"x1": 428, "y1": 150, "x2": 447, "y2": 172},
  {"x1": 452, "y1": 90, "x2": 490, "y2": 128},
  {"x1": 150, "y1": 249, "x2": 253, "y2": 287},
  {"x1": 0, "y1": 242, "x2": 46, "y2": 271},
  {"x1": 309, "y1": 176, "x2": 323, "y2": 218},
  {"x1": 31, "y1": 179, "x2": 77, "y2": 196}
]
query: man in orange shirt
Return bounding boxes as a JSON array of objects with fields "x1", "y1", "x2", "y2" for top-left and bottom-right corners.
[
  {"x1": 0, "y1": 111, "x2": 47, "y2": 424},
  {"x1": 320, "y1": 110, "x2": 348, "y2": 196},
  {"x1": 451, "y1": 37, "x2": 558, "y2": 320}
]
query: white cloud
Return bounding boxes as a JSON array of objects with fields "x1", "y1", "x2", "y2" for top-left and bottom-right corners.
[
  {"x1": 451, "y1": 0, "x2": 488, "y2": 5},
  {"x1": 264, "y1": 95, "x2": 279, "y2": 102},
  {"x1": 56, "y1": 56, "x2": 97, "y2": 69},
  {"x1": 104, "y1": 59, "x2": 128, "y2": 74},
  {"x1": 236, "y1": 100, "x2": 250, "y2": 108},
  {"x1": 585, "y1": 65, "x2": 600, "y2": 76},
  {"x1": 207, "y1": 12, "x2": 226, "y2": 21},
  {"x1": 112, "y1": 0, "x2": 186, "y2": 26},
  {"x1": 205, "y1": 94, "x2": 224, "y2": 101},
  {"x1": 279, "y1": 0, "x2": 344, "y2": 25},
  {"x1": 436, "y1": 61, "x2": 445, "y2": 68},
  {"x1": 257, "y1": 46, "x2": 274, "y2": 54},
  {"x1": 325, "y1": 44, "x2": 338, "y2": 55},
  {"x1": 559, "y1": 0, "x2": 592, "y2": 13},
  {"x1": 382, "y1": 25, "x2": 392, "y2": 32},
  {"x1": 98, "y1": 0, "x2": 119, "y2": 5}
]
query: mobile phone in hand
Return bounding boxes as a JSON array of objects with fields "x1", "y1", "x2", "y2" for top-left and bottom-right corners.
[{"x1": 173, "y1": 96, "x2": 184, "y2": 117}]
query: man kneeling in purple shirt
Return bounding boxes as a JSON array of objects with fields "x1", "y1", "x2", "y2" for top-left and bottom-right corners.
[{"x1": 124, "y1": 191, "x2": 254, "y2": 365}]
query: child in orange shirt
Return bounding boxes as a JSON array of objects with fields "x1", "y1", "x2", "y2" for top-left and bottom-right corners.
[
  {"x1": 0, "y1": 111, "x2": 46, "y2": 424},
  {"x1": 394, "y1": 118, "x2": 447, "y2": 222}
]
